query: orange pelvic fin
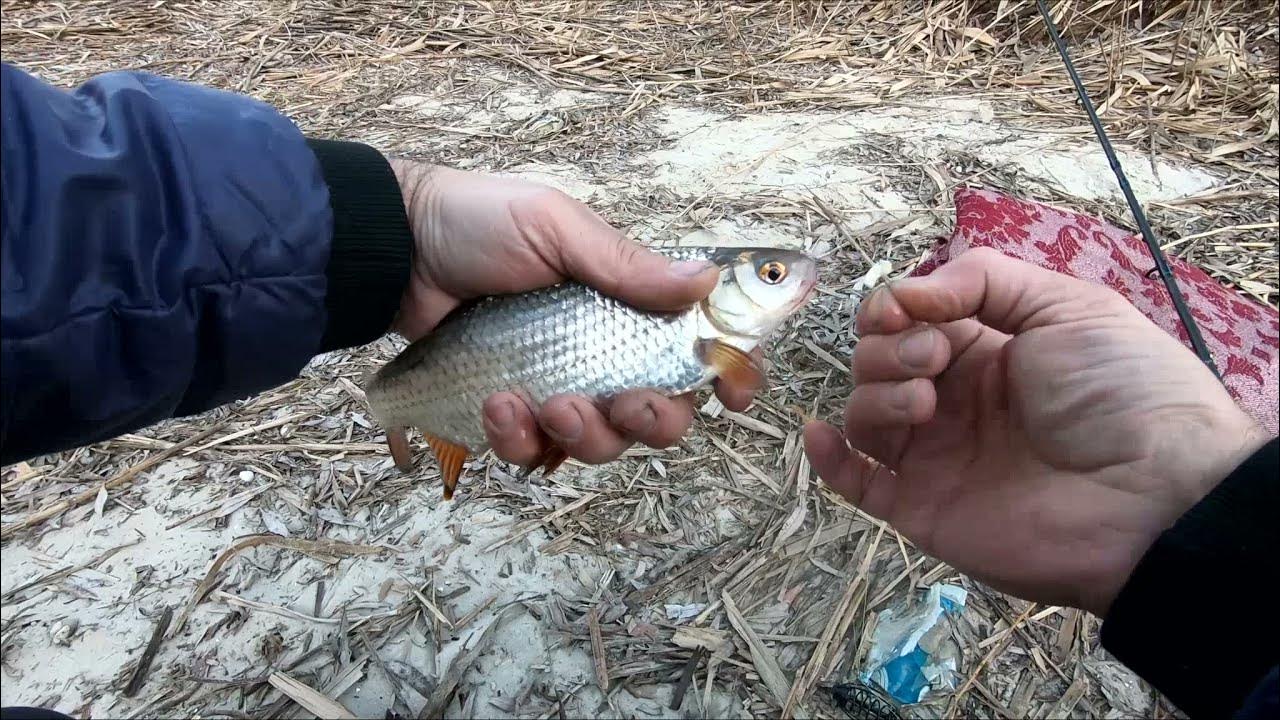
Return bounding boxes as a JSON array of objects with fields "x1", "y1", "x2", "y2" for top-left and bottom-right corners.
[
  {"x1": 423, "y1": 432, "x2": 469, "y2": 500},
  {"x1": 702, "y1": 339, "x2": 763, "y2": 391},
  {"x1": 519, "y1": 444, "x2": 570, "y2": 479},
  {"x1": 387, "y1": 426, "x2": 414, "y2": 472}
]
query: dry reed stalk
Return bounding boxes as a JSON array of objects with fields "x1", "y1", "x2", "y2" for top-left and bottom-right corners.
[{"x1": 0, "y1": 2, "x2": 1273, "y2": 719}]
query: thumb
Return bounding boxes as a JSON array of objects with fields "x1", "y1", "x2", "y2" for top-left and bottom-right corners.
[
  {"x1": 858, "y1": 247, "x2": 1127, "y2": 336},
  {"x1": 803, "y1": 420, "x2": 896, "y2": 520},
  {"x1": 555, "y1": 203, "x2": 720, "y2": 311}
]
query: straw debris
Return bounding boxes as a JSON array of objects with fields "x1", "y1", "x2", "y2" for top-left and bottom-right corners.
[{"x1": 2, "y1": 1, "x2": 1275, "y2": 718}]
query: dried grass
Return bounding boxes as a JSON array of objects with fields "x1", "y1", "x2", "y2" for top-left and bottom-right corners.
[{"x1": 2, "y1": 1, "x2": 1276, "y2": 719}]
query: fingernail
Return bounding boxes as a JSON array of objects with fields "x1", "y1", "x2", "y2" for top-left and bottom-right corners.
[
  {"x1": 898, "y1": 328, "x2": 936, "y2": 368},
  {"x1": 620, "y1": 403, "x2": 657, "y2": 435},
  {"x1": 545, "y1": 406, "x2": 583, "y2": 443},
  {"x1": 487, "y1": 400, "x2": 516, "y2": 431},
  {"x1": 856, "y1": 288, "x2": 886, "y2": 333},
  {"x1": 890, "y1": 383, "x2": 918, "y2": 413},
  {"x1": 669, "y1": 260, "x2": 715, "y2": 278}
]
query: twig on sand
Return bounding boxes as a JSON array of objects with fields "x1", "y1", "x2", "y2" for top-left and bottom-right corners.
[
  {"x1": 268, "y1": 671, "x2": 357, "y2": 719},
  {"x1": 122, "y1": 606, "x2": 174, "y2": 697},
  {"x1": 419, "y1": 604, "x2": 524, "y2": 719},
  {"x1": 171, "y1": 534, "x2": 390, "y2": 636},
  {"x1": 1, "y1": 425, "x2": 223, "y2": 540}
]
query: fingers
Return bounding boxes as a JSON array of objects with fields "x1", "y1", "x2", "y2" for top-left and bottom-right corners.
[
  {"x1": 484, "y1": 385, "x2": 722, "y2": 468},
  {"x1": 537, "y1": 396, "x2": 633, "y2": 464},
  {"x1": 715, "y1": 379, "x2": 756, "y2": 412},
  {"x1": 803, "y1": 421, "x2": 859, "y2": 498},
  {"x1": 857, "y1": 247, "x2": 1126, "y2": 337},
  {"x1": 608, "y1": 390, "x2": 696, "y2": 449},
  {"x1": 714, "y1": 346, "x2": 764, "y2": 411},
  {"x1": 851, "y1": 326, "x2": 952, "y2": 383},
  {"x1": 552, "y1": 198, "x2": 721, "y2": 311},
  {"x1": 483, "y1": 393, "x2": 545, "y2": 467},
  {"x1": 845, "y1": 325, "x2": 951, "y2": 467},
  {"x1": 803, "y1": 421, "x2": 896, "y2": 519},
  {"x1": 842, "y1": 379, "x2": 935, "y2": 466},
  {"x1": 855, "y1": 282, "x2": 915, "y2": 335},
  {"x1": 845, "y1": 378, "x2": 937, "y2": 427},
  {"x1": 484, "y1": 344, "x2": 761, "y2": 469}
]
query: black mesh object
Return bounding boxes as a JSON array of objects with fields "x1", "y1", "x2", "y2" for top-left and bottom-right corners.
[{"x1": 825, "y1": 681, "x2": 905, "y2": 720}]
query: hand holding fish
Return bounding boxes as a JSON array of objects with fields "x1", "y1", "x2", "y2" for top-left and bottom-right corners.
[
  {"x1": 804, "y1": 247, "x2": 1269, "y2": 617},
  {"x1": 375, "y1": 162, "x2": 816, "y2": 497}
]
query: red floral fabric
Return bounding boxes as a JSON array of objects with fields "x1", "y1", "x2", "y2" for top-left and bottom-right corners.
[{"x1": 912, "y1": 187, "x2": 1279, "y2": 436}]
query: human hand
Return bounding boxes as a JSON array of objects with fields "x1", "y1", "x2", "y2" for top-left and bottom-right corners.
[
  {"x1": 387, "y1": 161, "x2": 760, "y2": 468},
  {"x1": 803, "y1": 248, "x2": 1270, "y2": 616}
]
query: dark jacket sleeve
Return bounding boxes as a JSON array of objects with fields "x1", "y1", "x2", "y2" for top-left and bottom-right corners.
[
  {"x1": 1101, "y1": 436, "x2": 1279, "y2": 719},
  {"x1": 0, "y1": 63, "x2": 412, "y2": 464}
]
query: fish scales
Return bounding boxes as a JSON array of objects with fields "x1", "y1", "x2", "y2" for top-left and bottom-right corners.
[
  {"x1": 366, "y1": 244, "x2": 818, "y2": 497},
  {"x1": 368, "y1": 267, "x2": 714, "y2": 452}
]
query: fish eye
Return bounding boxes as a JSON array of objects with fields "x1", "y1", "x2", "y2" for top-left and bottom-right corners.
[{"x1": 758, "y1": 261, "x2": 787, "y2": 285}]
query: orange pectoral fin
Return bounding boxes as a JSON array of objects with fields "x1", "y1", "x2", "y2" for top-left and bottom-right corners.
[
  {"x1": 702, "y1": 339, "x2": 764, "y2": 391},
  {"x1": 519, "y1": 444, "x2": 569, "y2": 480},
  {"x1": 387, "y1": 427, "x2": 414, "y2": 472},
  {"x1": 423, "y1": 432, "x2": 469, "y2": 500}
]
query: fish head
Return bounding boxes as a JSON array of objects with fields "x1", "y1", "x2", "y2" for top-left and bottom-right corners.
[{"x1": 703, "y1": 246, "x2": 818, "y2": 339}]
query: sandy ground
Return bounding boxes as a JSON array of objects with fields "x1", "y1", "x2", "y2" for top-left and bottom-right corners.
[{"x1": 0, "y1": 71, "x2": 1226, "y2": 719}]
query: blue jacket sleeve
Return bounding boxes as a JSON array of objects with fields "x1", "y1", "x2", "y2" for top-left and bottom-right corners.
[{"x1": 0, "y1": 63, "x2": 412, "y2": 464}]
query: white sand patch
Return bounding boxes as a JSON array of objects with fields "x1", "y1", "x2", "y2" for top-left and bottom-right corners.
[
  {"x1": 644, "y1": 106, "x2": 911, "y2": 222},
  {"x1": 501, "y1": 162, "x2": 613, "y2": 203},
  {"x1": 983, "y1": 139, "x2": 1217, "y2": 201},
  {"x1": 497, "y1": 87, "x2": 604, "y2": 121},
  {"x1": 672, "y1": 224, "x2": 806, "y2": 249},
  {"x1": 643, "y1": 103, "x2": 1217, "y2": 217},
  {"x1": 380, "y1": 93, "x2": 496, "y2": 125},
  {"x1": 2, "y1": 457, "x2": 675, "y2": 718},
  {"x1": 383, "y1": 93, "x2": 449, "y2": 115}
]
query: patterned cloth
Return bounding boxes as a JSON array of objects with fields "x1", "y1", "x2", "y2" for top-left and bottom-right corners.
[{"x1": 912, "y1": 188, "x2": 1279, "y2": 436}]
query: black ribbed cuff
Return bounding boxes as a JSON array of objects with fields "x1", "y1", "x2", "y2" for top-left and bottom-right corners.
[
  {"x1": 306, "y1": 138, "x2": 413, "y2": 352},
  {"x1": 1100, "y1": 436, "x2": 1279, "y2": 719}
]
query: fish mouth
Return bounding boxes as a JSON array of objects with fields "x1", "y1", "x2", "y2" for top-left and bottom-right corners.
[
  {"x1": 790, "y1": 261, "x2": 820, "y2": 312},
  {"x1": 799, "y1": 274, "x2": 818, "y2": 301}
]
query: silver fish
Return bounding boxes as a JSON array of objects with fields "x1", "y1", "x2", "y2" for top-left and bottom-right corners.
[{"x1": 365, "y1": 245, "x2": 817, "y2": 498}]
